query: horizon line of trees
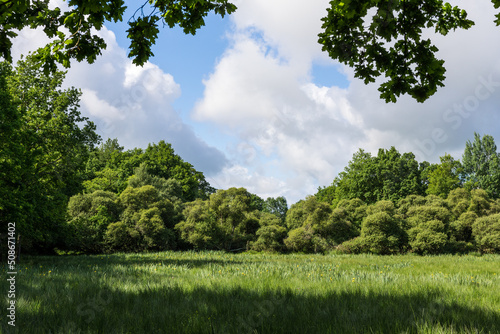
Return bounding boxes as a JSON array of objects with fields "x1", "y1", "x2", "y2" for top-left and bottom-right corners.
[{"x1": 63, "y1": 132, "x2": 500, "y2": 256}]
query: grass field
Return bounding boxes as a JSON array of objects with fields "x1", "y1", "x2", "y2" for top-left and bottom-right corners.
[{"x1": 1, "y1": 251, "x2": 499, "y2": 334}]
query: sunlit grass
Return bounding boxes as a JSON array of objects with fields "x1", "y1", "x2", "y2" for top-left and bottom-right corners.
[{"x1": 1, "y1": 252, "x2": 499, "y2": 333}]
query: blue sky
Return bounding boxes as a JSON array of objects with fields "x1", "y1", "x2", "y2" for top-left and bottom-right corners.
[{"x1": 11, "y1": 0, "x2": 500, "y2": 204}]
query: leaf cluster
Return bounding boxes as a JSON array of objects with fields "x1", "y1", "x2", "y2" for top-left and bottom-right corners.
[{"x1": 318, "y1": 0, "x2": 475, "y2": 102}]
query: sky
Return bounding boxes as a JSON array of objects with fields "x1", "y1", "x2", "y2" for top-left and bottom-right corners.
[{"x1": 10, "y1": 0, "x2": 500, "y2": 204}]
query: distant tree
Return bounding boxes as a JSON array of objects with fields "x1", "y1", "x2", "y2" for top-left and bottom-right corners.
[
  {"x1": 66, "y1": 191, "x2": 120, "y2": 253},
  {"x1": 174, "y1": 199, "x2": 219, "y2": 250},
  {"x1": 285, "y1": 196, "x2": 319, "y2": 230},
  {"x1": 249, "y1": 193, "x2": 265, "y2": 212},
  {"x1": 426, "y1": 154, "x2": 463, "y2": 198},
  {"x1": 462, "y1": 133, "x2": 500, "y2": 198},
  {"x1": 336, "y1": 198, "x2": 367, "y2": 229},
  {"x1": 106, "y1": 185, "x2": 178, "y2": 251},
  {"x1": 450, "y1": 211, "x2": 477, "y2": 244},
  {"x1": 143, "y1": 141, "x2": 214, "y2": 201},
  {"x1": 262, "y1": 196, "x2": 288, "y2": 223},
  {"x1": 334, "y1": 147, "x2": 425, "y2": 204},
  {"x1": 250, "y1": 212, "x2": 287, "y2": 253},
  {"x1": 334, "y1": 149, "x2": 378, "y2": 203},
  {"x1": 82, "y1": 167, "x2": 123, "y2": 194},
  {"x1": 467, "y1": 189, "x2": 492, "y2": 217},
  {"x1": 397, "y1": 194, "x2": 427, "y2": 218},
  {"x1": 404, "y1": 195, "x2": 453, "y2": 254},
  {"x1": 315, "y1": 184, "x2": 337, "y2": 205},
  {"x1": 446, "y1": 188, "x2": 471, "y2": 219},
  {"x1": 284, "y1": 196, "x2": 332, "y2": 253},
  {"x1": 408, "y1": 219, "x2": 448, "y2": 255},
  {"x1": 176, "y1": 188, "x2": 259, "y2": 251}
]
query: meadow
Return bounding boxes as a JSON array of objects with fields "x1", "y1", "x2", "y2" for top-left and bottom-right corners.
[{"x1": 1, "y1": 252, "x2": 499, "y2": 334}]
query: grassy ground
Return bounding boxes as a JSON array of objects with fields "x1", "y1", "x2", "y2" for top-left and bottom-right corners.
[{"x1": 1, "y1": 251, "x2": 499, "y2": 333}]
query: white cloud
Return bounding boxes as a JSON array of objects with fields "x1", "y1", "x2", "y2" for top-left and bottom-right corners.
[
  {"x1": 10, "y1": 23, "x2": 228, "y2": 177},
  {"x1": 194, "y1": 0, "x2": 500, "y2": 203},
  {"x1": 9, "y1": 0, "x2": 500, "y2": 204}
]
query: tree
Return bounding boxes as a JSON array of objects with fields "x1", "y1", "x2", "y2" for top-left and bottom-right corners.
[
  {"x1": 462, "y1": 133, "x2": 500, "y2": 198},
  {"x1": 426, "y1": 154, "x2": 463, "y2": 198},
  {"x1": 249, "y1": 212, "x2": 287, "y2": 253},
  {"x1": 334, "y1": 147, "x2": 425, "y2": 204},
  {"x1": 105, "y1": 185, "x2": 178, "y2": 251},
  {"x1": 0, "y1": 57, "x2": 100, "y2": 252},
  {"x1": 262, "y1": 196, "x2": 288, "y2": 223},
  {"x1": 143, "y1": 140, "x2": 214, "y2": 201},
  {"x1": 66, "y1": 190, "x2": 120, "y2": 253},
  {"x1": 318, "y1": 0, "x2": 477, "y2": 102},
  {"x1": 334, "y1": 149, "x2": 379, "y2": 203},
  {"x1": 0, "y1": 0, "x2": 237, "y2": 72},
  {"x1": 176, "y1": 187, "x2": 260, "y2": 251}
]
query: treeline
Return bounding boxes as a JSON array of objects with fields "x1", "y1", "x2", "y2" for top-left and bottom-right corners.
[
  {"x1": 65, "y1": 136, "x2": 500, "y2": 255},
  {"x1": 1, "y1": 57, "x2": 499, "y2": 256}
]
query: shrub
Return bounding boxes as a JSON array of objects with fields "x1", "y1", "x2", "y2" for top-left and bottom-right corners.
[
  {"x1": 472, "y1": 213, "x2": 500, "y2": 253},
  {"x1": 337, "y1": 237, "x2": 367, "y2": 254},
  {"x1": 450, "y1": 211, "x2": 477, "y2": 243},
  {"x1": 408, "y1": 220, "x2": 448, "y2": 255},
  {"x1": 397, "y1": 195, "x2": 426, "y2": 217},
  {"x1": 66, "y1": 191, "x2": 120, "y2": 253},
  {"x1": 105, "y1": 221, "x2": 140, "y2": 252},
  {"x1": 284, "y1": 226, "x2": 317, "y2": 253},
  {"x1": 366, "y1": 200, "x2": 396, "y2": 216},
  {"x1": 447, "y1": 188, "x2": 470, "y2": 219},
  {"x1": 406, "y1": 205, "x2": 451, "y2": 228},
  {"x1": 336, "y1": 198, "x2": 367, "y2": 229},
  {"x1": 360, "y1": 212, "x2": 404, "y2": 254},
  {"x1": 250, "y1": 225, "x2": 287, "y2": 252},
  {"x1": 468, "y1": 189, "x2": 491, "y2": 217},
  {"x1": 321, "y1": 208, "x2": 360, "y2": 245}
]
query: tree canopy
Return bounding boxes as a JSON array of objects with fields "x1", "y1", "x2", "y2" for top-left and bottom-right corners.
[
  {"x1": 317, "y1": 0, "x2": 496, "y2": 102},
  {"x1": 3, "y1": 1, "x2": 496, "y2": 103},
  {"x1": 0, "y1": 0, "x2": 237, "y2": 72}
]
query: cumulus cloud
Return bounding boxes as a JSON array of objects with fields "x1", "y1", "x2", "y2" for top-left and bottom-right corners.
[
  {"x1": 195, "y1": 0, "x2": 500, "y2": 203},
  {"x1": 10, "y1": 24, "x2": 228, "y2": 177},
  {"x1": 10, "y1": 0, "x2": 500, "y2": 204}
]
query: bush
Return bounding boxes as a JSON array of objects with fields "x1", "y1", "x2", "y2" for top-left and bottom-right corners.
[
  {"x1": 337, "y1": 237, "x2": 367, "y2": 254},
  {"x1": 408, "y1": 220, "x2": 448, "y2": 255},
  {"x1": 360, "y1": 212, "x2": 404, "y2": 254},
  {"x1": 450, "y1": 211, "x2": 477, "y2": 243},
  {"x1": 336, "y1": 198, "x2": 367, "y2": 229},
  {"x1": 136, "y1": 207, "x2": 176, "y2": 250},
  {"x1": 105, "y1": 221, "x2": 140, "y2": 252},
  {"x1": 66, "y1": 191, "x2": 120, "y2": 253},
  {"x1": 472, "y1": 213, "x2": 500, "y2": 253},
  {"x1": 468, "y1": 189, "x2": 491, "y2": 217},
  {"x1": 397, "y1": 195, "x2": 426, "y2": 217},
  {"x1": 284, "y1": 226, "x2": 317, "y2": 253},
  {"x1": 250, "y1": 225, "x2": 287, "y2": 252},
  {"x1": 406, "y1": 205, "x2": 451, "y2": 228},
  {"x1": 447, "y1": 188, "x2": 470, "y2": 219},
  {"x1": 321, "y1": 208, "x2": 360, "y2": 245}
]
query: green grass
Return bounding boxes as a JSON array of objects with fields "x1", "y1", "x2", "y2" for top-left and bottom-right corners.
[{"x1": 1, "y1": 252, "x2": 499, "y2": 333}]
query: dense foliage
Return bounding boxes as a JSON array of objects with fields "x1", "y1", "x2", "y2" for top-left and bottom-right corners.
[
  {"x1": 0, "y1": 0, "x2": 237, "y2": 72},
  {"x1": 0, "y1": 57, "x2": 100, "y2": 252}
]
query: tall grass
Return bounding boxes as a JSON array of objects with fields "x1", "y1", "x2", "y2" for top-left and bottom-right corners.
[{"x1": 1, "y1": 252, "x2": 499, "y2": 333}]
